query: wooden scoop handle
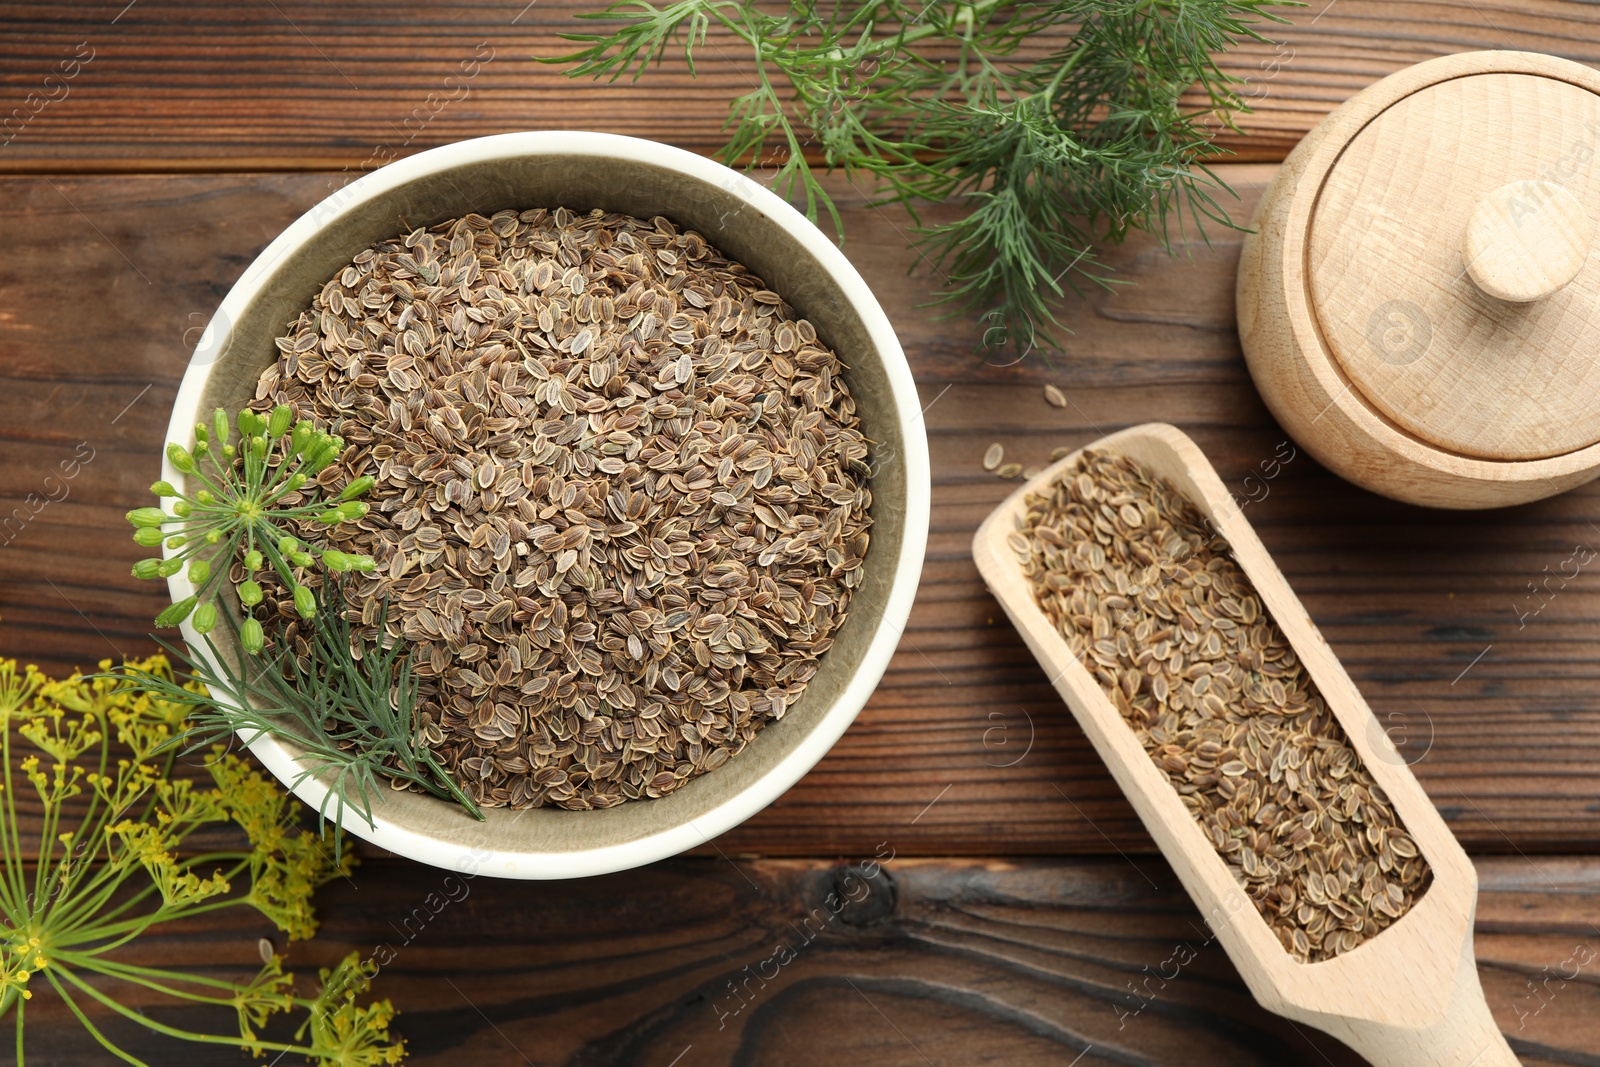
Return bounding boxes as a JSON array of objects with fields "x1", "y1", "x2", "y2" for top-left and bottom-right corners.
[{"x1": 1328, "y1": 933, "x2": 1519, "y2": 1067}]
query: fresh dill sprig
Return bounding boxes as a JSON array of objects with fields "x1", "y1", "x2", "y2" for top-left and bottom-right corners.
[
  {"x1": 545, "y1": 0, "x2": 1293, "y2": 357},
  {"x1": 115, "y1": 583, "x2": 483, "y2": 850}
]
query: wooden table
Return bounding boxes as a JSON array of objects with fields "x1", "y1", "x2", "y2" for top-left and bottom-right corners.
[{"x1": 3, "y1": 2, "x2": 1599, "y2": 1062}]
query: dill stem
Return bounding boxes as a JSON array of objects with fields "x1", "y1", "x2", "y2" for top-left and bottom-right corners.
[
  {"x1": 54, "y1": 951, "x2": 245, "y2": 1002},
  {"x1": 55, "y1": 865, "x2": 253, "y2": 949},
  {"x1": 0, "y1": 729, "x2": 28, "y2": 920},
  {"x1": 55, "y1": 965, "x2": 320, "y2": 1060},
  {"x1": 48, "y1": 869, "x2": 163, "y2": 944},
  {"x1": 43, "y1": 971, "x2": 150, "y2": 1067},
  {"x1": 49, "y1": 721, "x2": 118, "y2": 914},
  {"x1": 0, "y1": 739, "x2": 22, "y2": 918}
]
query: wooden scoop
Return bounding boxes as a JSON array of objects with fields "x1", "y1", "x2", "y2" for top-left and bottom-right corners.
[{"x1": 972, "y1": 423, "x2": 1516, "y2": 1067}]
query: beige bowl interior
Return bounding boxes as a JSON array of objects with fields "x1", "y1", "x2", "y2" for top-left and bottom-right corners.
[{"x1": 195, "y1": 153, "x2": 909, "y2": 859}]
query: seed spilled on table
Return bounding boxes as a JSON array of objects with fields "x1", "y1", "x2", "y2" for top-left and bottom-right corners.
[
  {"x1": 1012, "y1": 448, "x2": 1430, "y2": 963},
  {"x1": 247, "y1": 206, "x2": 874, "y2": 811}
]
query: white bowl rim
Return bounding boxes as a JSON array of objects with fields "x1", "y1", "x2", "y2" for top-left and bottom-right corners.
[{"x1": 163, "y1": 131, "x2": 931, "y2": 879}]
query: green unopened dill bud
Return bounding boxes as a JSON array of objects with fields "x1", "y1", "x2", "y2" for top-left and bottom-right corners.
[
  {"x1": 126, "y1": 507, "x2": 168, "y2": 529},
  {"x1": 213, "y1": 407, "x2": 230, "y2": 446},
  {"x1": 313, "y1": 433, "x2": 344, "y2": 465},
  {"x1": 339, "y1": 476, "x2": 375, "y2": 501},
  {"x1": 149, "y1": 480, "x2": 177, "y2": 497},
  {"x1": 165, "y1": 535, "x2": 185, "y2": 550},
  {"x1": 194, "y1": 424, "x2": 209, "y2": 444},
  {"x1": 195, "y1": 489, "x2": 214, "y2": 505},
  {"x1": 350, "y1": 554, "x2": 377, "y2": 573},
  {"x1": 321, "y1": 550, "x2": 360, "y2": 572},
  {"x1": 222, "y1": 444, "x2": 236, "y2": 459},
  {"x1": 155, "y1": 596, "x2": 197, "y2": 628},
  {"x1": 291, "y1": 420, "x2": 315, "y2": 455},
  {"x1": 315, "y1": 510, "x2": 342, "y2": 525},
  {"x1": 278, "y1": 536, "x2": 298, "y2": 554},
  {"x1": 166, "y1": 443, "x2": 195, "y2": 474},
  {"x1": 293, "y1": 586, "x2": 316, "y2": 619},
  {"x1": 133, "y1": 527, "x2": 165, "y2": 547},
  {"x1": 290, "y1": 551, "x2": 315, "y2": 568},
  {"x1": 251, "y1": 435, "x2": 268, "y2": 459},
  {"x1": 244, "y1": 550, "x2": 262, "y2": 571},
  {"x1": 237, "y1": 410, "x2": 261, "y2": 437},
  {"x1": 285, "y1": 472, "x2": 307, "y2": 491},
  {"x1": 268, "y1": 404, "x2": 293, "y2": 438},
  {"x1": 131, "y1": 559, "x2": 163, "y2": 581},
  {"x1": 193, "y1": 440, "x2": 209, "y2": 458},
  {"x1": 238, "y1": 580, "x2": 263, "y2": 606},
  {"x1": 157, "y1": 558, "x2": 182, "y2": 578},
  {"x1": 204, "y1": 530, "x2": 222, "y2": 544},
  {"x1": 240, "y1": 616, "x2": 264, "y2": 654},
  {"x1": 192, "y1": 601, "x2": 218, "y2": 634},
  {"x1": 172, "y1": 501, "x2": 192, "y2": 518},
  {"x1": 187, "y1": 559, "x2": 210, "y2": 586},
  {"x1": 338, "y1": 501, "x2": 369, "y2": 520}
]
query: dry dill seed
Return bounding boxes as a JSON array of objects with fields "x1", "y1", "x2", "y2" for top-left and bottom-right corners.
[
  {"x1": 983, "y1": 443, "x2": 1004, "y2": 471},
  {"x1": 1043, "y1": 384, "x2": 1068, "y2": 408},
  {"x1": 1014, "y1": 448, "x2": 1431, "y2": 964},
  {"x1": 996, "y1": 462, "x2": 1023, "y2": 479},
  {"x1": 246, "y1": 206, "x2": 873, "y2": 812}
]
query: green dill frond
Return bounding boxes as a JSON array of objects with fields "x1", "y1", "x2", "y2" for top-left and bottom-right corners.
[
  {"x1": 547, "y1": 0, "x2": 1299, "y2": 357},
  {"x1": 116, "y1": 583, "x2": 483, "y2": 856}
]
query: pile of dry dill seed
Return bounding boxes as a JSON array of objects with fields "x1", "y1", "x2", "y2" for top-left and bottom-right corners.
[
  {"x1": 248, "y1": 206, "x2": 873, "y2": 810},
  {"x1": 1012, "y1": 449, "x2": 1430, "y2": 963}
]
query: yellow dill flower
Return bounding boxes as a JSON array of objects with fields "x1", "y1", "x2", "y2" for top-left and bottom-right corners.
[{"x1": 0, "y1": 655, "x2": 399, "y2": 1062}]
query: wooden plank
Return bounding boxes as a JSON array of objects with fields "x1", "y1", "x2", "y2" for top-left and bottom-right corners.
[
  {"x1": 3, "y1": 3, "x2": 1600, "y2": 172},
  {"x1": 2, "y1": 166, "x2": 1599, "y2": 860},
  {"x1": 14, "y1": 855, "x2": 1600, "y2": 1063}
]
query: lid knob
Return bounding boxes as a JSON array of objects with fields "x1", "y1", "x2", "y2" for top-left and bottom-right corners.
[{"x1": 1463, "y1": 180, "x2": 1592, "y2": 303}]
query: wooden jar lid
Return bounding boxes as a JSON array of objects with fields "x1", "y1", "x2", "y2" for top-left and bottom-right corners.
[
  {"x1": 1238, "y1": 51, "x2": 1600, "y2": 507},
  {"x1": 1309, "y1": 69, "x2": 1600, "y2": 460}
]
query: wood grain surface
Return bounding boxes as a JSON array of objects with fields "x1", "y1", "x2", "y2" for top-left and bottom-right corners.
[
  {"x1": 5, "y1": 1, "x2": 1600, "y2": 1062},
  {"x1": 3, "y1": 165, "x2": 1600, "y2": 860},
  {"x1": 3, "y1": 2, "x2": 1600, "y2": 172},
  {"x1": 14, "y1": 856, "x2": 1599, "y2": 1065}
]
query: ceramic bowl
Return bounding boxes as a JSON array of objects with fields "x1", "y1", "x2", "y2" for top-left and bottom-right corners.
[{"x1": 164, "y1": 131, "x2": 930, "y2": 878}]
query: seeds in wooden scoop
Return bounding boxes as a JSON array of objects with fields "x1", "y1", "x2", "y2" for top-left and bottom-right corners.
[
  {"x1": 1014, "y1": 448, "x2": 1431, "y2": 963},
  {"x1": 248, "y1": 206, "x2": 874, "y2": 811}
]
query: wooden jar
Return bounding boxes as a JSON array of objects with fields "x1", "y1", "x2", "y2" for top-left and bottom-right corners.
[{"x1": 1238, "y1": 51, "x2": 1600, "y2": 508}]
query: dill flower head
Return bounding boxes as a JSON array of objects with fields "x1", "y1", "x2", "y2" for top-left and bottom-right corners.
[{"x1": 128, "y1": 406, "x2": 377, "y2": 650}]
